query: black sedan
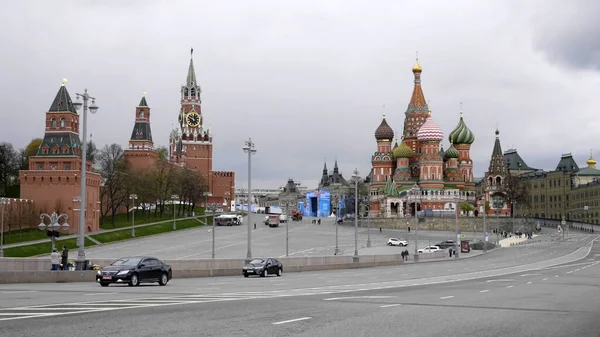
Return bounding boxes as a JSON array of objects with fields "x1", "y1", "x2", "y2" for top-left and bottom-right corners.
[
  {"x1": 96, "y1": 256, "x2": 172, "y2": 287},
  {"x1": 242, "y1": 258, "x2": 282, "y2": 277}
]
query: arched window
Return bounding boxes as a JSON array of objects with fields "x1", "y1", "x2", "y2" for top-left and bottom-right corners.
[
  {"x1": 139, "y1": 110, "x2": 145, "y2": 118},
  {"x1": 51, "y1": 118, "x2": 57, "y2": 128},
  {"x1": 496, "y1": 176, "x2": 502, "y2": 185},
  {"x1": 42, "y1": 145, "x2": 49, "y2": 154},
  {"x1": 60, "y1": 118, "x2": 65, "y2": 128},
  {"x1": 52, "y1": 145, "x2": 59, "y2": 154},
  {"x1": 62, "y1": 145, "x2": 69, "y2": 154}
]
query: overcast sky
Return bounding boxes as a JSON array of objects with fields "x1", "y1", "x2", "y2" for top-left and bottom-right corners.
[{"x1": 1, "y1": 0, "x2": 599, "y2": 189}]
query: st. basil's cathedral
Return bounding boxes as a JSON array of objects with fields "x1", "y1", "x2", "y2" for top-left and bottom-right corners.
[{"x1": 369, "y1": 60, "x2": 477, "y2": 218}]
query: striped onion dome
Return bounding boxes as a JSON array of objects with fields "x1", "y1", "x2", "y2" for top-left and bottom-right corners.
[
  {"x1": 445, "y1": 143, "x2": 459, "y2": 159},
  {"x1": 417, "y1": 111, "x2": 444, "y2": 142},
  {"x1": 448, "y1": 112, "x2": 475, "y2": 145},
  {"x1": 393, "y1": 138, "x2": 414, "y2": 159},
  {"x1": 374, "y1": 116, "x2": 394, "y2": 141}
]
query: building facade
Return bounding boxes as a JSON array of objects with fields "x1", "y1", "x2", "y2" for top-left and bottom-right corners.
[
  {"x1": 19, "y1": 82, "x2": 102, "y2": 233},
  {"x1": 168, "y1": 49, "x2": 235, "y2": 206},
  {"x1": 369, "y1": 60, "x2": 477, "y2": 217}
]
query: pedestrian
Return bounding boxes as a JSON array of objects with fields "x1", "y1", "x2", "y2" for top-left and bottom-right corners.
[
  {"x1": 449, "y1": 248, "x2": 452, "y2": 258},
  {"x1": 254, "y1": 223, "x2": 256, "y2": 230},
  {"x1": 61, "y1": 245, "x2": 69, "y2": 271},
  {"x1": 50, "y1": 249, "x2": 61, "y2": 271},
  {"x1": 405, "y1": 250, "x2": 409, "y2": 261},
  {"x1": 401, "y1": 250, "x2": 405, "y2": 260},
  {"x1": 379, "y1": 227, "x2": 382, "y2": 233},
  {"x1": 318, "y1": 219, "x2": 321, "y2": 225},
  {"x1": 408, "y1": 226, "x2": 411, "y2": 233}
]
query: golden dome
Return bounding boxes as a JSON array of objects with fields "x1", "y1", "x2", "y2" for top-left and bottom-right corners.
[
  {"x1": 587, "y1": 156, "x2": 596, "y2": 168},
  {"x1": 412, "y1": 59, "x2": 422, "y2": 73}
]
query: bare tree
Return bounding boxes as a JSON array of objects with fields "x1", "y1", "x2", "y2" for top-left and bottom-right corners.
[
  {"x1": 151, "y1": 161, "x2": 177, "y2": 216},
  {"x1": 97, "y1": 144, "x2": 127, "y2": 227},
  {"x1": 155, "y1": 146, "x2": 168, "y2": 161},
  {"x1": 499, "y1": 173, "x2": 532, "y2": 211}
]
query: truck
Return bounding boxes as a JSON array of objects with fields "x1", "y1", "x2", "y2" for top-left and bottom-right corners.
[{"x1": 267, "y1": 215, "x2": 280, "y2": 228}]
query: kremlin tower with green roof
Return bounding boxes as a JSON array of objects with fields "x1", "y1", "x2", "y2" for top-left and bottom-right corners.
[{"x1": 369, "y1": 59, "x2": 477, "y2": 218}]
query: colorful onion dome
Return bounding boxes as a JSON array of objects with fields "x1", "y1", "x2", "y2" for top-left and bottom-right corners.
[
  {"x1": 445, "y1": 142, "x2": 459, "y2": 159},
  {"x1": 412, "y1": 59, "x2": 422, "y2": 73},
  {"x1": 393, "y1": 137, "x2": 414, "y2": 159},
  {"x1": 448, "y1": 112, "x2": 475, "y2": 145},
  {"x1": 374, "y1": 115, "x2": 394, "y2": 141},
  {"x1": 417, "y1": 110, "x2": 444, "y2": 142}
]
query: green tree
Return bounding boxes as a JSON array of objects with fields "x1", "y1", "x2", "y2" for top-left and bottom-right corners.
[
  {"x1": 460, "y1": 201, "x2": 475, "y2": 214},
  {"x1": 156, "y1": 146, "x2": 168, "y2": 161},
  {"x1": 21, "y1": 138, "x2": 43, "y2": 170},
  {"x1": 0, "y1": 143, "x2": 20, "y2": 196},
  {"x1": 86, "y1": 140, "x2": 97, "y2": 162}
]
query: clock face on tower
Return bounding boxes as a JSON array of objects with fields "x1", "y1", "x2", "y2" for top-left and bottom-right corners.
[{"x1": 186, "y1": 112, "x2": 200, "y2": 127}]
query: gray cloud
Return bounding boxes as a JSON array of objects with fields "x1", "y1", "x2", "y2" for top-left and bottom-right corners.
[
  {"x1": 530, "y1": 0, "x2": 600, "y2": 71},
  {"x1": 1, "y1": 0, "x2": 599, "y2": 190}
]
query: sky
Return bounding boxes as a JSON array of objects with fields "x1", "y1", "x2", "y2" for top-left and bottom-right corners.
[{"x1": 1, "y1": 0, "x2": 599, "y2": 190}]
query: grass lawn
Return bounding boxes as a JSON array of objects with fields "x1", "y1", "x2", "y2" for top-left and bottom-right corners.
[
  {"x1": 100, "y1": 206, "x2": 206, "y2": 230},
  {"x1": 91, "y1": 217, "x2": 209, "y2": 244},
  {"x1": 3, "y1": 237, "x2": 98, "y2": 258},
  {"x1": 1, "y1": 228, "x2": 54, "y2": 245}
]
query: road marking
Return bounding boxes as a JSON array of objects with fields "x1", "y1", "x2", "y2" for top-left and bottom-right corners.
[
  {"x1": 566, "y1": 271, "x2": 573, "y2": 274},
  {"x1": 272, "y1": 317, "x2": 312, "y2": 325},
  {"x1": 554, "y1": 275, "x2": 559, "y2": 278},
  {"x1": 380, "y1": 304, "x2": 402, "y2": 308},
  {"x1": 440, "y1": 296, "x2": 454, "y2": 300},
  {"x1": 575, "y1": 269, "x2": 581, "y2": 272},
  {"x1": 323, "y1": 296, "x2": 395, "y2": 301},
  {"x1": 527, "y1": 282, "x2": 532, "y2": 284},
  {"x1": 507, "y1": 285, "x2": 514, "y2": 288},
  {"x1": 480, "y1": 290, "x2": 490, "y2": 293},
  {"x1": 84, "y1": 292, "x2": 116, "y2": 296},
  {"x1": 486, "y1": 279, "x2": 514, "y2": 283},
  {"x1": 0, "y1": 291, "x2": 36, "y2": 294},
  {"x1": 520, "y1": 274, "x2": 541, "y2": 277},
  {"x1": 542, "y1": 278, "x2": 548, "y2": 281}
]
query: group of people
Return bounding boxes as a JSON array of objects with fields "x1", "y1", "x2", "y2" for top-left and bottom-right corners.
[
  {"x1": 400, "y1": 249, "x2": 410, "y2": 261},
  {"x1": 49, "y1": 245, "x2": 69, "y2": 270}
]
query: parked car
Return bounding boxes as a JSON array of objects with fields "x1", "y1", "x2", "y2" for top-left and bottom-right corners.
[
  {"x1": 242, "y1": 258, "x2": 283, "y2": 277},
  {"x1": 96, "y1": 256, "x2": 172, "y2": 287},
  {"x1": 387, "y1": 238, "x2": 409, "y2": 246},
  {"x1": 436, "y1": 240, "x2": 456, "y2": 249},
  {"x1": 418, "y1": 246, "x2": 441, "y2": 254}
]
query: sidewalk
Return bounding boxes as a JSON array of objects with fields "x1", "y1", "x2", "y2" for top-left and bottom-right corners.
[
  {"x1": 357, "y1": 244, "x2": 486, "y2": 262},
  {"x1": 2, "y1": 215, "x2": 206, "y2": 249}
]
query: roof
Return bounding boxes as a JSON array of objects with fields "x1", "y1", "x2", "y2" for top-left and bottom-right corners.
[
  {"x1": 49, "y1": 85, "x2": 77, "y2": 114},
  {"x1": 555, "y1": 153, "x2": 579, "y2": 172},
  {"x1": 138, "y1": 96, "x2": 148, "y2": 107},
  {"x1": 36, "y1": 133, "x2": 81, "y2": 157},
  {"x1": 129, "y1": 122, "x2": 153, "y2": 142},
  {"x1": 503, "y1": 149, "x2": 537, "y2": 171},
  {"x1": 576, "y1": 167, "x2": 600, "y2": 177}
]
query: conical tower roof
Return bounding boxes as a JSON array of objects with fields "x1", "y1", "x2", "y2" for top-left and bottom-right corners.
[{"x1": 49, "y1": 82, "x2": 77, "y2": 114}]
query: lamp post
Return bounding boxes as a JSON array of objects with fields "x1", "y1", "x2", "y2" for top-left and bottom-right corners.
[
  {"x1": 366, "y1": 195, "x2": 372, "y2": 248},
  {"x1": 0, "y1": 198, "x2": 9, "y2": 257},
  {"x1": 482, "y1": 196, "x2": 487, "y2": 253},
  {"x1": 130, "y1": 194, "x2": 138, "y2": 237},
  {"x1": 410, "y1": 183, "x2": 421, "y2": 259},
  {"x1": 206, "y1": 201, "x2": 220, "y2": 258},
  {"x1": 333, "y1": 195, "x2": 341, "y2": 255},
  {"x1": 454, "y1": 193, "x2": 464, "y2": 259},
  {"x1": 352, "y1": 169, "x2": 360, "y2": 262},
  {"x1": 72, "y1": 89, "x2": 98, "y2": 270},
  {"x1": 171, "y1": 194, "x2": 179, "y2": 230},
  {"x1": 243, "y1": 138, "x2": 257, "y2": 264},
  {"x1": 38, "y1": 212, "x2": 70, "y2": 253},
  {"x1": 280, "y1": 197, "x2": 294, "y2": 257}
]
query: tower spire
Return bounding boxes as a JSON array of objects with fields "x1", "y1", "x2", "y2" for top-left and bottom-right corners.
[{"x1": 186, "y1": 48, "x2": 197, "y2": 88}]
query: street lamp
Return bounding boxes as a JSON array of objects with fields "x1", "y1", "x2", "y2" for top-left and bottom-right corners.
[
  {"x1": 280, "y1": 197, "x2": 294, "y2": 257},
  {"x1": 410, "y1": 183, "x2": 421, "y2": 259},
  {"x1": 171, "y1": 194, "x2": 179, "y2": 230},
  {"x1": 332, "y1": 194, "x2": 341, "y2": 255},
  {"x1": 130, "y1": 194, "x2": 138, "y2": 237},
  {"x1": 0, "y1": 198, "x2": 10, "y2": 257},
  {"x1": 366, "y1": 195, "x2": 372, "y2": 248},
  {"x1": 453, "y1": 193, "x2": 465, "y2": 259},
  {"x1": 72, "y1": 88, "x2": 99, "y2": 270},
  {"x1": 352, "y1": 169, "x2": 360, "y2": 263},
  {"x1": 206, "y1": 201, "x2": 220, "y2": 259},
  {"x1": 243, "y1": 138, "x2": 257, "y2": 264},
  {"x1": 38, "y1": 212, "x2": 70, "y2": 253},
  {"x1": 482, "y1": 196, "x2": 487, "y2": 253}
]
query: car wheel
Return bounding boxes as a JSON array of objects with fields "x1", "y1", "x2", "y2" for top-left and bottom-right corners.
[
  {"x1": 158, "y1": 272, "x2": 169, "y2": 286},
  {"x1": 100, "y1": 282, "x2": 109, "y2": 287},
  {"x1": 277, "y1": 268, "x2": 282, "y2": 277},
  {"x1": 128, "y1": 273, "x2": 140, "y2": 287},
  {"x1": 243, "y1": 272, "x2": 249, "y2": 277},
  {"x1": 387, "y1": 242, "x2": 392, "y2": 246},
  {"x1": 260, "y1": 269, "x2": 267, "y2": 277}
]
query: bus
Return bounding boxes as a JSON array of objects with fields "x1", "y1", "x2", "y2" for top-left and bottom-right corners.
[{"x1": 215, "y1": 215, "x2": 242, "y2": 226}]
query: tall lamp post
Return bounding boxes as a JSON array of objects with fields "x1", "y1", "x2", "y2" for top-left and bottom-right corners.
[
  {"x1": 72, "y1": 89, "x2": 98, "y2": 270},
  {"x1": 130, "y1": 194, "x2": 138, "y2": 237},
  {"x1": 332, "y1": 195, "x2": 341, "y2": 255},
  {"x1": 38, "y1": 212, "x2": 70, "y2": 252},
  {"x1": 243, "y1": 138, "x2": 257, "y2": 264},
  {"x1": 280, "y1": 197, "x2": 294, "y2": 257},
  {"x1": 206, "y1": 201, "x2": 220, "y2": 258},
  {"x1": 366, "y1": 196, "x2": 372, "y2": 248},
  {"x1": 352, "y1": 169, "x2": 360, "y2": 262},
  {"x1": 171, "y1": 194, "x2": 179, "y2": 230},
  {"x1": 410, "y1": 183, "x2": 421, "y2": 259},
  {"x1": 454, "y1": 193, "x2": 465, "y2": 259},
  {"x1": 482, "y1": 196, "x2": 487, "y2": 253}
]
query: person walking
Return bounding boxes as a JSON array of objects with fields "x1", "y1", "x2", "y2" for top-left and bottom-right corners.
[
  {"x1": 404, "y1": 250, "x2": 409, "y2": 261},
  {"x1": 50, "y1": 249, "x2": 61, "y2": 271},
  {"x1": 61, "y1": 245, "x2": 69, "y2": 270},
  {"x1": 254, "y1": 223, "x2": 256, "y2": 230}
]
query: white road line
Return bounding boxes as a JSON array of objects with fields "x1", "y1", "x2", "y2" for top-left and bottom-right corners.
[
  {"x1": 507, "y1": 285, "x2": 514, "y2": 288},
  {"x1": 542, "y1": 278, "x2": 548, "y2": 281},
  {"x1": 440, "y1": 296, "x2": 454, "y2": 300},
  {"x1": 567, "y1": 271, "x2": 574, "y2": 274},
  {"x1": 486, "y1": 279, "x2": 514, "y2": 283},
  {"x1": 480, "y1": 290, "x2": 490, "y2": 293},
  {"x1": 575, "y1": 269, "x2": 581, "y2": 272},
  {"x1": 380, "y1": 304, "x2": 401, "y2": 308},
  {"x1": 520, "y1": 274, "x2": 541, "y2": 277},
  {"x1": 323, "y1": 296, "x2": 395, "y2": 301},
  {"x1": 554, "y1": 275, "x2": 559, "y2": 278},
  {"x1": 527, "y1": 282, "x2": 532, "y2": 284},
  {"x1": 84, "y1": 292, "x2": 116, "y2": 296},
  {"x1": 0, "y1": 291, "x2": 36, "y2": 294},
  {"x1": 272, "y1": 317, "x2": 312, "y2": 325}
]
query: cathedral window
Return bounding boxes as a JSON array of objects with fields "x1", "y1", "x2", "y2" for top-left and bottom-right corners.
[
  {"x1": 60, "y1": 118, "x2": 66, "y2": 128},
  {"x1": 42, "y1": 145, "x2": 49, "y2": 154},
  {"x1": 62, "y1": 145, "x2": 69, "y2": 154},
  {"x1": 139, "y1": 110, "x2": 145, "y2": 118},
  {"x1": 51, "y1": 118, "x2": 57, "y2": 128},
  {"x1": 52, "y1": 145, "x2": 59, "y2": 154}
]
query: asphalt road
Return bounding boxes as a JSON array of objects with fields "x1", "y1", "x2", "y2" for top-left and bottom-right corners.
[
  {"x1": 78, "y1": 216, "x2": 482, "y2": 260},
  {"x1": 1, "y1": 233, "x2": 598, "y2": 336}
]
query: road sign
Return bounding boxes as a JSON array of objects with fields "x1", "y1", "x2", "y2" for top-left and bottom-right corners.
[
  {"x1": 460, "y1": 234, "x2": 466, "y2": 238},
  {"x1": 485, "y1": 233, "x2": 489, "y2": 242}
]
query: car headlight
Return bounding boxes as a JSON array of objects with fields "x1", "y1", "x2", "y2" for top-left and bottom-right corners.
[
  {"x1": 117, "y1": 270, "x2": 130, "y2": 276},
  {"x1": 97, "y1": 270, "x2": 102, "y2": 276}
]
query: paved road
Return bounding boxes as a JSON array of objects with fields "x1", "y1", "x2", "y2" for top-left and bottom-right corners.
[
  {"x1": 0, "y1": 233, "x2": 597, "y2": 336},
  {"x1": 76, "y1": 216, "x2": 487, "y2": 260}
]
